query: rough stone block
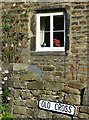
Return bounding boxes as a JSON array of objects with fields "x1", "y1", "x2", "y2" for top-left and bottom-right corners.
[
  {"x1": 67, "y1": 80, "x2": 86, "y2": 90},
  {"x1": 74, "y1": 5, "x2": 85, "y2": 9},
  {"x1": 41, "y1": 94, "x2": 55, "y2": 101},
  {"x1": 72, "y1": 16, "x2": 84, "y2": 21},
  {"x1": 20, "y1": 74, "x2": 33, "y2": 80},
  {"x1": 72, "y1": 10, "x2": 81, "y2": 15},
  {"x1": 80, "y1": 106, "x2": 89, "y2": 114},
  {"x1": 21, "y1": 90, "x2": 32, "y2": 99},
  {"x1": 26, "y1": 99, "x2": 37, "y2": 108},
  {"x1": 13, "y1": 63, "x2": 28, "y2": 71},
  {"x1": 53, "y1": 113, "x2": 71, "y2": 119},
  {"x1": 27, "y1": 108, "x2": 33, "y2": 118},
  {"x1": 72, "y1": 26, "x2": 81, "y2": 31},
  {"x1": 83, "y1": 10, "x2": 89, "y2": 14},
  {"x1": 52, "y1": 71, "x2": 62, "y2": 77},
  {"x1": 13, "y1": 79, "x2": 26, "y2": 89},
  {"x1": 13, "y1": 106, "x2": 27, "y2": 115},
  {"x1": 43, "y1": 66, "x2": 54, "y2": 71},
  {"x1": 14, "y1": 100, "x2": 26, "y2": 106},
  {"x1": 14, "y1": 89, "x2": 21, "y2": 98},
  {"x1": 78, "y1": 113, "x2": 89, "y2": 119},
  {"x1": 27, "y1": 81, "x2": 44, "y2": 90},
  {"x1": 13, "y1": 114, "x2": 25, "y2": 118},
  {"x1": 44, "y1": 82, "x2": 64, "y2": 91},
  {"x1": 30, "y1": 90, "x2": 42, "y2": 97},
  {"x1": 64, "y1": 86, "x2": 80, "y2": 95},
  {"x1": 83, "y1": 87, "x2": 89, "y2": 106},
  {"x1": 65, "y1": 94, "x2": 81, "y2": 105},
  {"x1": 42, "y1": 75, "x2": 51, "y2": 81},
  {"x1": 34, "y1": 109, "x2": 53, "y2": 119}
]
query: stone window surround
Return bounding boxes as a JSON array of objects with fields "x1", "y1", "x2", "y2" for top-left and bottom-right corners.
[{"x1": 29, "y1": 7, "x2": 69, "y2": 56}]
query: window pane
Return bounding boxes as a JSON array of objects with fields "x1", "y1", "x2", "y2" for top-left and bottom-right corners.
[
  {"x1": 53, "y1": 15, "x2": 64, "y2": 31},
  {"x1": 53, "y1": 32, "x2": 64, "y2": 47},
  {"x1": 40, "y1": 16, "x2": 50, "y2": 47},
  {"x1": 40, "y1": 16, "x2": 50, "y2": 31},
  {"x1": 40, "y1": 32, "x2": 50, "y2": 47}
]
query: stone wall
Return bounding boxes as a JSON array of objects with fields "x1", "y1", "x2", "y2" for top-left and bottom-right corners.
[{"x1": 1, "y1": 2, "x2": 89, "y2": 119}]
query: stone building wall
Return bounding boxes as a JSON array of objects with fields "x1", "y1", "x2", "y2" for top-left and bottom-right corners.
[{"x1": 1, "y1": 1, "x2": 89, "y2": 119}]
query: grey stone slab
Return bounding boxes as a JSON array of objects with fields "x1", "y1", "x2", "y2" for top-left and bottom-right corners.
[{"x1": 27, "y1": 65, "x2": 43, "y2": 75}]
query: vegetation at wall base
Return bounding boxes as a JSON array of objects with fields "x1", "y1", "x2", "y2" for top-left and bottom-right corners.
[{"x1": 0, "y1": 70, "x2": 13, "y2": 120}]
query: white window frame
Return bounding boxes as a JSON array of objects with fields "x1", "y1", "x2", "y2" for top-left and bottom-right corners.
[{"x1": 36, "y1": 12, "x2": 66, "y2": 52}]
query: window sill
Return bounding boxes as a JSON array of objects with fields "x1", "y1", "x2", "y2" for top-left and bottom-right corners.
[
  {"x1": 36, "y1": 47, "x2": 65, "y2": 52},
  {"x1": 31, "y1": 51, "x2": 66, "y2": 56}
]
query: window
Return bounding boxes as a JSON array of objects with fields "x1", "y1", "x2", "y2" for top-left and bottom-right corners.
[{"x1": 36, "y1": 12, "x2": 66, "y2": 52}]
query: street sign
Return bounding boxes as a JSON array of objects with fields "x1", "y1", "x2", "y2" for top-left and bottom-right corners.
[{"x1": 39, "y1": 100, "x2": 75, "y2": 115}]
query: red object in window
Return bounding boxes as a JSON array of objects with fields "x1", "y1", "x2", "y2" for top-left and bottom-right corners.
[{"x1": 53, "y1": 38, "x2": 61, "y2": 47}]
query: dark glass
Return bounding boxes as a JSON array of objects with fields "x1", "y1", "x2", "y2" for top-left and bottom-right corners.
[
  {"x1": 53, "y1": 15, "x2": 64, "y2": 31},
  {"x1": 40, "y1": 32, "x2": 50, "y2": 47},
  {"x1": 53, "y1": 32, "x2": 64, "y2": 47},
  {"x1": 40, "y1": 16, "x2": 50, "y2": 31}
]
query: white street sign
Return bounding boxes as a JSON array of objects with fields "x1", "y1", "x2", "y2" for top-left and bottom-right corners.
[{"x1": 39, "y1": 100, "x2": 75, "y2": 115}]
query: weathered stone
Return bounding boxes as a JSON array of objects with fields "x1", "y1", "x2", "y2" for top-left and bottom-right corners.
[
  {"x1": 78, "y1": 113, "x2": 89, "y2": 119},
  {"x1": 86, "y1": 4, "x2": 89, "y2": 9},
  {"x1": 27, "y1": 65, "x2": 43, "y2": 75},
  {"x1": 52, "y1": 71, "x2": 62, "y2": 77},
  {"x1": 13, "y1": 114, "x2": 25, "y2": 118},
  {"x1": 26, "y1": 108, "x2": 33, "y2": 118},
  {"x1": 72, "y1": 16, "x2": 84, "y2": 20},
  {"x1": 14, "y1": 89, "x2": 21, "y2": 98},
  {"x1": 30, "y1": 90, "x2": 42, "y2": 97},
  {"x1": 83, "y1": 10, "x2": 89, "y2": 14},
  {"x1": 21, "y1": 90, "x2": 32, "y2": 99},
  {"x1": 43, "y1": 66, "x2": 54, "y2": 71},
  {"x1": 31, "y1": 74, "x2": 42, "y2": 80},
  {"x1": 72, "y1": 26, "x2": 81, "y2": 31},
  {"x1": 26, "y1": 99, "x2": 37, "y2": 108},
  {"x1": 34, "y1": 109, "x2": 53, "y2": 119},
  {"x1": 72, "y1": 117, "x2": 82, "y2": 120},
  {"x1": 72, "y1": 10, "x2": 81, "y2": 15},
  {"x1": 41, "y1": 94, "x2": 55, "y2": 101},
  {"x1": 65, "y1": 94, "x2": 81, "y2": 105},
  {"x1": 67, "y1": 80, "x2": 86, "y2": 90},
  {"x1": 14, "y1": 100, "x2": 26, "y2": 106},
  {"x1": 41, "y1": 75, "x2": 51, "y2": 81},
  {"x1": 79, "y1": 21, "x2": 86, "y2": 25},
  {"x1": 71, "y1": 22, "x2": 78, "y2": 26},
  {"x1": 44, "y1": 82, "x2": 64, "y2": 91},
  {"x1": 83, "y1": 87, "x2": 89, "y2": 106},
  {"x1": 74, "y1": 106, "x2": 80, "y2": 117},
  {"x1": 80, "y1": 106, "x2": 89, "y2": 114},
  {"x1": 54, "y1": 77, "x2": 65, "y2": 83},
  {"x1": 13, "y1": 79, "x2": 26, "y2": 89},
  {"x1": 74, "y1": 5, "x2": 85, "y2": 9},
  {"x1": 53, "y1": 113, "x2": 71, "y2": 119},
  {"x1": 64, "y1": 86, "x2": 80, "y2": 95},
  {"x1": 20, "y1": 74, "x2": 33, "y2": 80},
  {"x1": 27, "y1": 81, "x2": 44, "y2": 90},
  {"x1": 13, "y1": 106, "x2": 27, "y2": 115},
  {"x1": 13, "y1": 63, "x2": 28, "y2": 71}
]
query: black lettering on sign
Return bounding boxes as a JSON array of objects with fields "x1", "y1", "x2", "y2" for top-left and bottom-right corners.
[
  {"x1": 69, "y1": 105, "x2": 72, "y2": 113},
  {"x1": 55, "y1": 103, "x2": 58, "y2": 110},
  {"x1": 41, "y1": 100, "x2": 51, "y2": 109},
  {"x1": 58, "y1": 103, "x2": 61, "y2": 110},
  {"x1": 60, "y1": 105, "x2": 65, "y2": 112},
  {"x1": 64, "y1": 105, "x2": 69, "y2": 112},
  {"x1": 47, "y1": 101, "x2": 51, "y2": 109},
  {"x1": 41, "y1": 100, "x2": 45, "y2": 108}
]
